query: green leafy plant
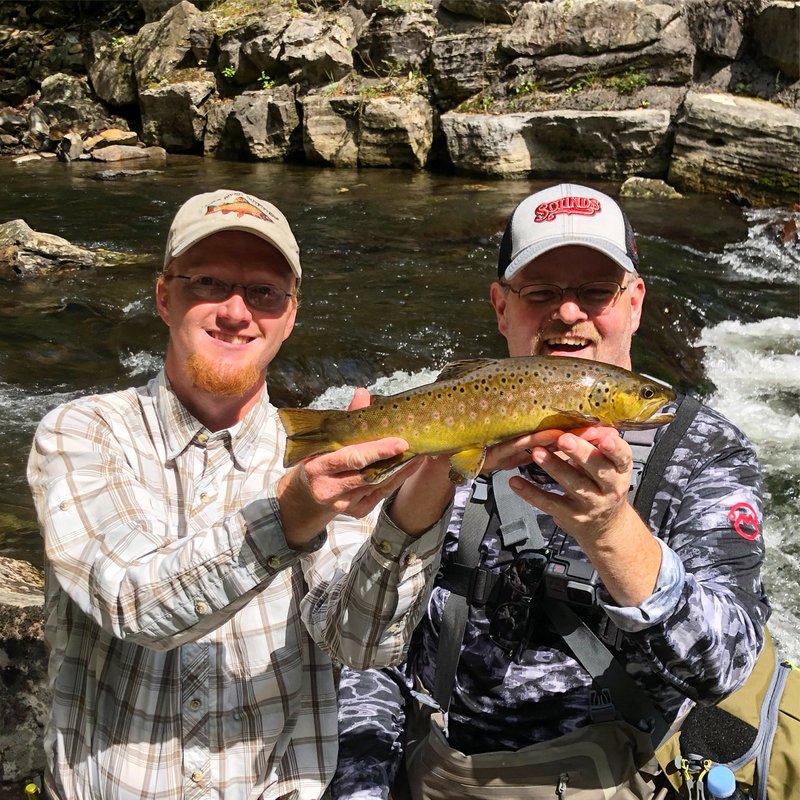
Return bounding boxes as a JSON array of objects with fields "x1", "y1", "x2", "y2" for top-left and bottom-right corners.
[
  {"x1": 606, "y1": 68, "x2": 648, "y2": 95},
  {"x1": 110, "y1": 36, "x2": 126, "y2": 48},
  {"x1": 258, "y1": 71, "x2": 275, "y2": 90},
  {"x1": 734, "y1": 82, "x2": 752, "y2": 96},
  {"x1": 222, "y1": 66, "x2": 236, "y2": 78},
  {"x1": 513, "y1": 79, "x2": 541, "y2": 96},
  {"x1": 564, "y1": 65, "x2": 601, "y2": 96}
]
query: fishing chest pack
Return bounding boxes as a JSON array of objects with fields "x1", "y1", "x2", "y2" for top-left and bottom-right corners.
[{"x1": 419, "y1": 394, "x2": 800, "y2": 800}]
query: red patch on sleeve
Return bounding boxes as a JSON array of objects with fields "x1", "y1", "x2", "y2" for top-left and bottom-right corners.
[{"x1": 727, "y1": 502, "x2": 760, "y2": 540}]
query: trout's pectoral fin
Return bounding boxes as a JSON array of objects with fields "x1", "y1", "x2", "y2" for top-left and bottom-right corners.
[
  {"x1": 361, "y1": 452, "x2": 418, "y2": 484},
  {"x1": 551, "y1": 408, "x2": 601, "y2": 427},
  {"x1": 448, "y1": 448, "x2": 487, "y2": 484}
]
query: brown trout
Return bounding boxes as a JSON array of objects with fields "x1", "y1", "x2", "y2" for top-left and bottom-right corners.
[{"x1": 278, "y1": 356, "x2": 676, "y2": 484}]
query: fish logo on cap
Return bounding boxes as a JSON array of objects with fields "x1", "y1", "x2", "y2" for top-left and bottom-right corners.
[
  {"x1": 205, "y1": 195, "x2": 273, "y2": 223},
  {"x1": 534, "y1": 196, "x2": 602, "y2": 223}
]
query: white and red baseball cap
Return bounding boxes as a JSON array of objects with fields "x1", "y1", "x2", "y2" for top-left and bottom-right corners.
[
  {"x1": 164, "y1": 189, "x2": 302, "y2": 280},
  {"x1": 498, "y1": 184, "x2": 639, "y2": 280}
]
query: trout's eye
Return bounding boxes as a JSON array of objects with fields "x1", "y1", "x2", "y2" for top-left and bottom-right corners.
[{"x1": 640, "y1": 385, "x2": 655, "y2": 400}]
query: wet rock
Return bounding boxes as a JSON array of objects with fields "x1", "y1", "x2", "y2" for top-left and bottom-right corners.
[
  {"x1": 83, "y1": 128, "x2": 141, "y2": 152},
  {"x1": 0, "y1": 557, "x2": 48, "y2": 788},
  {"x1": 0, "y1": 218, "x2": 134, "y2": 279},
  {"x1": 620, "y1": 176, "x2": 684, "y2": 199},
  {"x1": 55, "y1": 131, "x2": 83, "y2": 162},
  {"x1": 668, "y1": 91, "x2": 800, "y2": 206},
  {"x1": 90, "y1": 169, "x2": 162, "y2": 181},
  {"x1": 89, "y1": 144, "x2": 166, "y2": 162}
]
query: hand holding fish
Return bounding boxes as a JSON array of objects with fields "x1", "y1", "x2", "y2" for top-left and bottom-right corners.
[
  {"x1": 509, "y1": 427, "x2": 663, "y2": 608},
  {"x1": 278, "y1": 389, "x2": 452, "y2": 549}
]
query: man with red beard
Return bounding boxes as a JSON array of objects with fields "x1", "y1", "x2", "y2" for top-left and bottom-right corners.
[
  {"x1": 27, "y1": 190, "x2": 537, "y2": 800},
  {"x1": 331, "y1": 184, "x2": 770, "y2": 800}
]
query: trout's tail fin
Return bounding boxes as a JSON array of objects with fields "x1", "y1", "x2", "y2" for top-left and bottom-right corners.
[{"x1": 277, "y1": 407, "x2": 347, "y2": 467}]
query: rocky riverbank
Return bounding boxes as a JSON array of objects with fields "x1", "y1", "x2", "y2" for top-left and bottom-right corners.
[{"x1": 1, "y1": 0, "x2": 798, "y2": 206}]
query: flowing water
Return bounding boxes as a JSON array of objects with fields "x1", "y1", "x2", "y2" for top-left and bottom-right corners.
[{"x1": 0, "y1": 156, "x2": 797, "y2": 659}]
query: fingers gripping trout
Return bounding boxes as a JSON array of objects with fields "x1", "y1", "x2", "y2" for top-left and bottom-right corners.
[{"x1": 278, "y1": 356, "x2": 676, "y2": 484}]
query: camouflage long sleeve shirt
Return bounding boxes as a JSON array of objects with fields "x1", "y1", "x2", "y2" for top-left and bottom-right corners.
[{"x1": 331, "y1": 401, "x2": 771, "y2": 799}]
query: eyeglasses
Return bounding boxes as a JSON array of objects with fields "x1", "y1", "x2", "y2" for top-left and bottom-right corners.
[
  {"x1": 165, "y1": 274, "x2": 294, "y2": 313},
  {"x1": 489, "y1": 550, "x2": 549, "y2": 656},
  {"x1": 503, "y1": 281, "x2": 628, "y2": 313}
]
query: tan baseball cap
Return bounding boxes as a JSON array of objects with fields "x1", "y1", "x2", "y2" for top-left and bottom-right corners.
[{"x1": 163, "y1": 189, "x2": 302, "y2": 281}]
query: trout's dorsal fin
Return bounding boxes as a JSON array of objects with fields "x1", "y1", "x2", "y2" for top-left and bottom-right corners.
[
  {"x1": 448, "y1": 447, "x2": 487, "y2": 484},
  {"x1": 435, "y1": 358, "x2": 496, "y2": 383}
]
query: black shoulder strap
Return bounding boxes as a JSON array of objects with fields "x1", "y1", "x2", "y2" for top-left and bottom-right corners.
[
  {"x1": 634, "y1": 394, "x2": 701, "y2": 522},
  {"x1": 433, "y1": 477, "x2": 491, "y2": 715},
  {"x1": 431, "y1": 394, "x2": 702, "y2": 736}
]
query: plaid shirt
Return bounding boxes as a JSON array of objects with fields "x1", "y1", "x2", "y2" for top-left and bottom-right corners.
[{"x1": 27, "y1": 370, "x2": 448, "y2": 800}]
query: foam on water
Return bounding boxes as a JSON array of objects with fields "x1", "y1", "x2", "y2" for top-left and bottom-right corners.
[
  {"x1": 698, "y1": 316, "x2": 800, "y2": 660},
  {"x1": 121, "y1": 350, "x2": 164, "y2": 378},
  {"x1": 309, "y1": 368, "x2": 442, "y2": 410}
]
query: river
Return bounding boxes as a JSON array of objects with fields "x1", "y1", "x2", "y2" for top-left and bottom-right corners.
[{"x1": 0, "y1": 156, "x2": 798, "y2": 660}]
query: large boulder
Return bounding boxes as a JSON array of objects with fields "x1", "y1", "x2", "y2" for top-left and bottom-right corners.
[
  {"x1": 355, "y1": 5, "x2": 437, "y2": 74},
  {"x1": 668, "y1": 90, "x2": 800, "y2": 206},
  {"x1": 140, "y1": 78, "x2": 215, "y2": 151},
  {"x1": 501, "y1": 1, "x2": 682, "y2": 58},
  {"x1": 212, "y1": 86, "x2": 302, "y2": 160},
  {"x1": 441, "y1": 108, "x2": 672, "y2": 178},
  {"x1": 216, "y1": 11, "x2": 293, "y2": 88},
  {"x1": 34, "y1": 73, "x2": 120, "y2": 138},
  {"x1": 0, "y1": 556, "x2": 48, "y2": 790},
  {"x1": 429, "y1": 26, "x2": 507, "y2": 109},
  {"x1": 87, "y1": 31, "x2": 138, "y2": 107},
  {"x1": 0, "y1": 219, "x2": 136, "y2": 279},
  {"x1": 302, "y1": 93, "x2": 434, "y2": 168},
  {"x1": 132, "y1": 0, "x2": 215, "y2": 90},
  {"x1": 280, "y1": 13, "x2": 355, "y2": 84},
  {"x1": 753, "y1": 1, "x2": 800, "y2": 80}
]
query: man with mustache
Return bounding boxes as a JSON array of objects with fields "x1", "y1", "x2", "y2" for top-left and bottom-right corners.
[
  {"x1": 27, "y1": 189, "x2": 537, "y2": 800},
  {"x1": 331, "y1": 184, "x2": 770, "y2": 799}
]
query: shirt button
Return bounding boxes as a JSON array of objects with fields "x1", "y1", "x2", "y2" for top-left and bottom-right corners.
[
  {"x1": 403, "y1": 552, "x2": 419, "y2": 566},
  {"x1": 189, "y1": 698, "x2": 202, "y2": 711},
  {"x1": 191, "y1": 770, "x2": 204, "y2": 784},
  {"x1": 199, "y1": 491, "x2": 210, "y2": 503},
  {"x1": 378, "y1": 540, "x2": 392, "y2": 555},
  {"x1": 59, "y1": 500, "x2": 72, "y2": 511},
  {"x1": 267, "y1": 556, "x2": 281, "y2": 569},
  {"x1": 195, "y1": 600, "x2": 209, "y2": 615},
  {"x1": 197, "y1": 432, "x2": 209, "y2": 444}
]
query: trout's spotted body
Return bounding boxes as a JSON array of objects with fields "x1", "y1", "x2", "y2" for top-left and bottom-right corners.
[{"x1": 279, "y1": 356, "x2": 675, "y2": 483}]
